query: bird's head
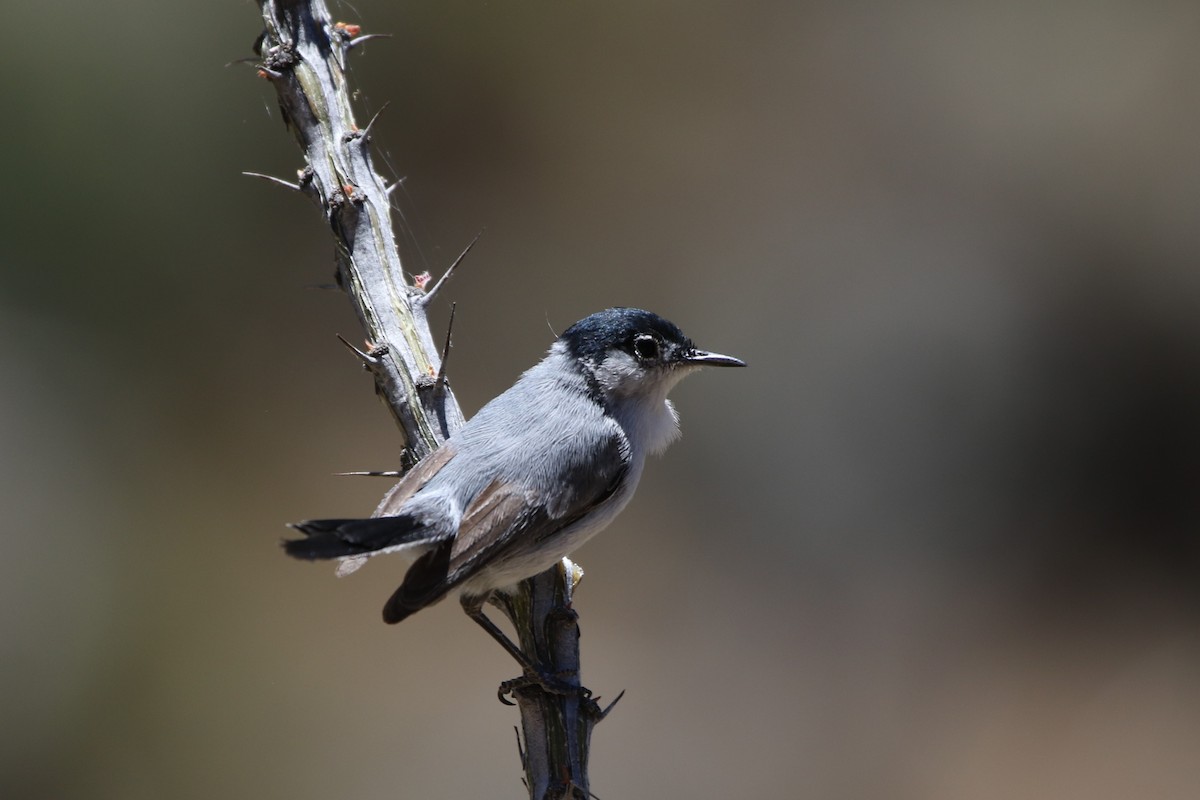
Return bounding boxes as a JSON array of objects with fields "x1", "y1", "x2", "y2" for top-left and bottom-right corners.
[{"x1": 560, "y1": 308, "x2": 745, "y2": 404}]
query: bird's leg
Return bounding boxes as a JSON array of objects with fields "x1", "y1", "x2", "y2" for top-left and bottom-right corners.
[
  {"x1": 461, "y1": 592, "x2": 533, "y2": 670},
  {"x1": 460, "y1": 593, "x2": 591, "y2": 704}
]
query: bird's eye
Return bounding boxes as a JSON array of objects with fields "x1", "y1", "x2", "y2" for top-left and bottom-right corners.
[{"x1": 632, "y1": 334, "x2": 660, "y2": 361}]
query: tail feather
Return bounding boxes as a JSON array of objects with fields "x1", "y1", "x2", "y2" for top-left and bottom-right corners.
[{"x1": 282, "y1": 515, "x2": 433, "y2": 561}]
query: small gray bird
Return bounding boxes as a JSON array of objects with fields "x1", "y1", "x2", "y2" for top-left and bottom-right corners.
[{"x1": 285, "y1": 307, "x2": 743, "y2": 654}]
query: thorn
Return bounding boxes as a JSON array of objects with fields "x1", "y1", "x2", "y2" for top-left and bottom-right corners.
[
  {"x1": 434, "y1": 303, "x2": 456, "y2": 393},
  {"x1": 598, "y1": 689, "x2": 626, "y2": 720},
  {"x1": 335, "y1": 333, "x2": 378, "y2": 365},
  {"x1": 418, "y1": 229, "x2": 484, "y2": 307},
  {"x1": 349, "y1": 33, "x2": 393, "y2": 50},
  {"x1": 385, "y1": 176, "x2": 407, "y2": 196},
  {"x1": 242, "y1": 171, "x2": 301, "y2": 191},
  {"x1": 225, "y1": 56, "x2": 261, "y2": 69},
  {"x1": 335, "y1": 470, "x2": 404, "y2": 478},
  {"x1": 361, "y1": 101, "x2": 390, "y2": 138}
]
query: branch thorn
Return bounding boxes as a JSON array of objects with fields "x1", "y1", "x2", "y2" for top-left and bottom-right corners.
[
  {"x1": 418, "y1": 229, "x2": 484, "y2": 307},
  {"x1": 598, "y1": 689, "x2": 626, "y2": 720},
  {"x1": 513, "y1": 725, "x2": 527, "y2": 770},
  {"x1": 349, "y1": 33, "x2": 394, "y2": 50},
  {"x1": 361, "y1": 101, "x2": 390, "y2": 138},
  {"x1": 385, "y1": 176, "x2": 408, "y2": 196},
  {"x1": 242, "y1": 171, "x2": 301, "y2": 192},
  {"x1": 434, "y1": 302, "x2": 456, "y2": 393},
  {"x1": 336, "y1": 333, "x2": 379, "y2": 365}
]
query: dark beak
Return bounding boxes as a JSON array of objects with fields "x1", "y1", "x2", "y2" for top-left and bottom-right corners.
[{"x1": 684, "y1": 349, "x2": 746, "y2": 368}]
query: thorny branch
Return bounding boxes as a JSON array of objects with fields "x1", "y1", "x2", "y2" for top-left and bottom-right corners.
[{"x1": 247, "y1": 2, "x2": 612, "y2": 797}]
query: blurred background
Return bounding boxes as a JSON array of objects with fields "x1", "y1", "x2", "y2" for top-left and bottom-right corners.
[{"x1": 3, "y1": 1, "x2": 1199, "y2": 797}]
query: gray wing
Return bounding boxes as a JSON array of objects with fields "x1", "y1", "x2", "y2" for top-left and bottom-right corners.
[{"x1": 382, "y1": 430, "x2": 630, "y2": 623}]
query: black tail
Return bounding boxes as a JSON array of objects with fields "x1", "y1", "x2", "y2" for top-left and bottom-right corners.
[{"x1": 282, "y1": 516, "x2": 431, "y2": 560}]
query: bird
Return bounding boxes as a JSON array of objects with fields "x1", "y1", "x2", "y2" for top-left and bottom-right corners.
[{"x1": 284, "y1": 307, "x2": 744, "y2": 663}]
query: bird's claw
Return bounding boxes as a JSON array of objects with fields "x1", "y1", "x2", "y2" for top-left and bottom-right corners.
[{"x1": 497, "y1": 672, "x2": 593, "y2": 705}]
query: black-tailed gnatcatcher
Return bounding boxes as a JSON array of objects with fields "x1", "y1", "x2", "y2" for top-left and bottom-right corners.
[{"x1": 284, "y1": 307, "x2": 744, "y2": 660}]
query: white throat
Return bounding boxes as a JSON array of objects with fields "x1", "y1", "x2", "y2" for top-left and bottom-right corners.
[{"x1": 587, "y1": 349, "x2": 695, "y2": 456}]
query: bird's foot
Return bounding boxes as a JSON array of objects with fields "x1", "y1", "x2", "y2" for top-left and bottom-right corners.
[{"x1": 497, "y1": 671, "x2": 593, "y2": 706}]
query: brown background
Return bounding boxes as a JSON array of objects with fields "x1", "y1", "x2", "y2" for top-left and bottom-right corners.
[{"x1": 3, "y1": 1, "x2": 1199, "y2": 798}]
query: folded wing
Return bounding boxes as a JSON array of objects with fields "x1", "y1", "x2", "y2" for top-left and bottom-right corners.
[{"x1": 382, "y1": 430, "x2": 631, "y2": 623}]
